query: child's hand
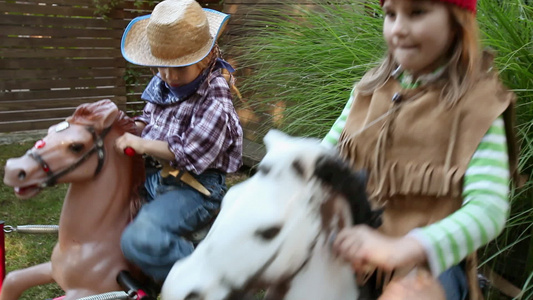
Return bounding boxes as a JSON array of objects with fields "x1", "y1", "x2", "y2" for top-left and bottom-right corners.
[
  {"x1": 115, "y1": 132, "x2": 144, "y2": 155},
  {"x1": 378, "y1": 268, "x2": 445, "y2": 300},
  {"x1": 333, "y1": 225, "x2": 426, "y2": 273}
]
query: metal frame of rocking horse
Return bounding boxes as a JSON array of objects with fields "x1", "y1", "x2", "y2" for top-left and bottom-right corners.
[{"x1": 1, "y1": 221, "x2": 5, "y2": 296}]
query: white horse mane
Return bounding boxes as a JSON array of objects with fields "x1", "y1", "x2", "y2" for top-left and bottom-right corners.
[{"x1": 161, "y1": 130, "x2": 376, "y2": 300}]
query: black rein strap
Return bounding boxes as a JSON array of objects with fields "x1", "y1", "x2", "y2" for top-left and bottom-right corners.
[{"x1": 28, "y1": 125, "x2": 112, "y2": 188}]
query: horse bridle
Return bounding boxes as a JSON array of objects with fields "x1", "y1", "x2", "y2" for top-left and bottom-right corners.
[
  {"x1": 226, "y1": 216, "x2": 322, "y2": 300},
  {"x1": 28, "y1": 123, "x2": 112, "y2": 188}
]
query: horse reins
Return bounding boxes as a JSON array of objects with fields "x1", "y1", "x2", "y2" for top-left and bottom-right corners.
[{"x1": 28, "y1": 124, "x2": 112, "y2": 188}]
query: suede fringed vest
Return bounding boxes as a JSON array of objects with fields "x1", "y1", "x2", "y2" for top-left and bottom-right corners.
[{"x1": 338, "y1": 72, "x2": 515, "y2": 299}]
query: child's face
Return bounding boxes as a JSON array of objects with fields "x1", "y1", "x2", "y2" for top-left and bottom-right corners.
[
  {"x1": 157, "y1": 65, "x2": 203, "y2": 87},
  {"x1": 382, "y1": 0, "x2": 455, "y2": 75}
]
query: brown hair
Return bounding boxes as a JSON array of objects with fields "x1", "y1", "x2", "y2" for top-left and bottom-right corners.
[{"x1": 358, "y1": 4, "x2": 483, "y2": 106}]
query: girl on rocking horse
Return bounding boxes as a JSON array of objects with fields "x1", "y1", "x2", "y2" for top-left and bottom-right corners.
[{"x1": 324, "y1": 0, "x2": 518, "y2": 299}]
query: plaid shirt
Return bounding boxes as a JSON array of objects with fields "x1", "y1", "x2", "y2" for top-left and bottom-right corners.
[{"x1": 136, "y1": 69, "x2": 243, "y2": 174}]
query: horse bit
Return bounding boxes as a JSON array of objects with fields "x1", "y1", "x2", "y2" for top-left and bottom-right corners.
[{"x1": 25, "y1": 121, "x2": 112, "y2": 188}]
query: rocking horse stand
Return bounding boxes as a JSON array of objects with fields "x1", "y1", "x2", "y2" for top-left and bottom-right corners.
[{"x1": 1, "y1": 221, "x2": 5, "y2": 295}]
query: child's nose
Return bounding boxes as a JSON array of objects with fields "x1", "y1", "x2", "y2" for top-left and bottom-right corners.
[
  {"x1": 391, "y1": 15, "x2": 408, "y2": 36},
  {"x1": 160, "y1": 68, "x2": 179, "y2": 80}
]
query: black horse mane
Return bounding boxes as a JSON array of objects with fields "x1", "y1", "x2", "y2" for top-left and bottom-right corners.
[{"x1": 314, "y1": 155, "x2": 382, "y2": 228}]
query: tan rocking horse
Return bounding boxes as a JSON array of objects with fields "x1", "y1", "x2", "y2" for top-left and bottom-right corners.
[{"x1": 2, "y1": 100, "x2": 145, "y2": 300}]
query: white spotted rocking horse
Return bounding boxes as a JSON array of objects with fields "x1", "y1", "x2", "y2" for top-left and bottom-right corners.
[{"x1": 161, "y1": 130, "x2": 382, "y2": 300}]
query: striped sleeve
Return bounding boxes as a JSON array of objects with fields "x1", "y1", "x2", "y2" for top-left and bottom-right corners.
[
  {"x1": 409, "y1": 116, "x2": 510, "y2": 276},
  {"x1": 321, "y1": 88, "x2": 355, "y2": 148}
]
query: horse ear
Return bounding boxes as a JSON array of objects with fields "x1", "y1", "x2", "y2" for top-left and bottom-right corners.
[
  {"x1": 263, "y1": 129, "x2": 290, "y2": 151},
  {"x1": 96, "y1": 99, "x2": 120, "y2": 129}
]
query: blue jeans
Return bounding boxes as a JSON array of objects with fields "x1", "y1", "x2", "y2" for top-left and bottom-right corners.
[
  {"x1": 121, "y1": 169, "x2": 226, "y2": 281},
  {"x1": 438, "y1": 264, "x2": 469, "y2": 300}
]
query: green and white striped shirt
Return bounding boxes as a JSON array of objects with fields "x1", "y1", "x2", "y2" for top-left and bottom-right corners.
[{"x1": 323, "y1": 88, "x2": 510, "y2": 276}]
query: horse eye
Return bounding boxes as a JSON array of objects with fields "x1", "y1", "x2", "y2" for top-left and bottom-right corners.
[
  {"x1": 256, "y1": 226, "x2": 281, "y2": 240},
  {"x1": 69, "y1": 143, "x2": 84, "y2": 153}
]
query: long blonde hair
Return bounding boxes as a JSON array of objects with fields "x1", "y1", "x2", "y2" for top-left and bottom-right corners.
[
  {"x1": 198, "y1": 44, "x2": 242, "y2": 100},
  {"x1": 357, "y1": 5, "x2": 483, "y2": 105}
]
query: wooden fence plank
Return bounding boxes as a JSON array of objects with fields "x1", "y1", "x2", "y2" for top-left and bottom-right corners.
[
  {"x1": 0, "y1": 96, "x2": 127, "y2": 112},
  {"x1": 1, "y1": 3, "x2": 97, "y2": 17},
  {"x1": 1, "y1": 36, "x2": 119, "y2": 48},
  {"x1": 0, "y1": 68, "x2": 125, "y2": 80},
  {"x1": 242, "y1": 138, "x2": 265, "y2": 167},
  {"x1": 0, "y1": 87, "x2": 125, "y2": 102},
  {"x1": 0, "y1": 0, "x2": 94, "y2": 6},
  {"x1": 0, "y1": 108, "x2": 77, "y2": 122},
  {"x1": 0, "y1": 119, "x2": 66, "y2": 133},
  {"x1": 1, "y1": 77, "x2": 125, "y2": 91},
  {"x1": 1, "y1": 25, "x2": 123, "y2": 38},
  {"x1": 0, "y1": 58, "x2": 126, "y2": 69},
  {"x1": 0, "y1": 14, "x2": 128, "y2": 29},
  {"x1": 1, "y1": 48, "x2": 122, "y2": 59}
]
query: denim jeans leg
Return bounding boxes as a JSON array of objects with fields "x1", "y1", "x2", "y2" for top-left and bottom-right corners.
[
  {"x1": 438, "y1": 264, "x2": 469, "y2": 300},
  {"x1": 143, "y1": 171, "x2": 160, "y2": 202},
  {"x1": 121, "y1": 172, "x2": 224, "y2": 281}
]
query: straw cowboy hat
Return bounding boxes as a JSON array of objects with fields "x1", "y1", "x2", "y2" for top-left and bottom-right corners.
[{"x1": 121, "y1": 0, "x2": 230, "y2": 67}]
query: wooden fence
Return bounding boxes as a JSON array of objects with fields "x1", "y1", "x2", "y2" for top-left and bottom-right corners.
[
  {"x1": 0, "y1": 0, "x2": 221, "y2": 133},
  {"x1": 0, "y1": 0, "x2": 299, "y2": 165}
]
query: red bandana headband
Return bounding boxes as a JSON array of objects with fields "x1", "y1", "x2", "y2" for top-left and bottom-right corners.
[{"x1": 380, "y1": 0, "x2": 477, "y2": 13}]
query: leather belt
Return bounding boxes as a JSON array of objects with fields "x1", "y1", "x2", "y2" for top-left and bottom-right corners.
[{"x1": 160, "y1": 164, "x2": 212, "y2": 197}]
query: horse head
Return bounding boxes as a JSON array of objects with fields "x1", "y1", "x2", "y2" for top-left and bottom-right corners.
[
  {"x1": 3, "y1": 99, "x2": 143, "y2": 200},
  {"x1": 161, "y1": 130, "x2": 378, "y2": 300}
]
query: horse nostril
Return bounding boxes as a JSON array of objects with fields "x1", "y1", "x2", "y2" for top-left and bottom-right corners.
[
  {"x1": 184, "y1": 291, "x2": 202, "y2": 300},
  {"x1": 18, "y1": 170, "x2": 26, "y2": 180}
]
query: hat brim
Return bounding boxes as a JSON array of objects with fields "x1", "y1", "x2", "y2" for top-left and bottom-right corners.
[{"x1": 121, "y1": 8, "x2": 230, "y2": 67}]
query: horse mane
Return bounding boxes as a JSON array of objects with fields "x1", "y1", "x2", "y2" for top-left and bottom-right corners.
[
  {"x1": 67, "y1": 100, "x2": 145, "y2": 219},
  {"x1": 314, "y1": 155, "x2": 382, "y2": 228}
]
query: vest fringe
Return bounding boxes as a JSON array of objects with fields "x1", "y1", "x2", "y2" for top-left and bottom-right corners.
[{"x1": 361, "y1": 159, "x2": 463, "y2": 203}]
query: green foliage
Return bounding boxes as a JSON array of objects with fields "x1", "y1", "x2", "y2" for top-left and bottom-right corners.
[
  {"x1": 124, "y1": 64, "x2": 153, "y2": 116},
  {"x1": 124, "y1": 64, "x2": 147, "y2": 86},
  {"x1": 236, "y1": 1, "x2": 384, "y2": 138},
  {"x1": 236, "y1": 0, "x2": 533, "y2": 296},
  {"x1": 0, "y1": 142, "x2": 66, "y2": 300},
  {"x1": 134, "y1": 0, "x2": 160, "y2": 9},
  {"x1": 476, "y1": 1, "x2": 533, "y2": 296},
  {"x1": 92, "y1": 0, "x2": 121, "y2": 16}
]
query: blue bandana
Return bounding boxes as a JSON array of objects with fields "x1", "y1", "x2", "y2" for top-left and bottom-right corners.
[{"x1": 141, "y1": 58, "x2": 235, "y2": 106}]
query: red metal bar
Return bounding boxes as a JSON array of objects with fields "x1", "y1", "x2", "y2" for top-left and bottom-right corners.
[{"x1": 0, "y1": 220, "x2": 5, "y2": 295}]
